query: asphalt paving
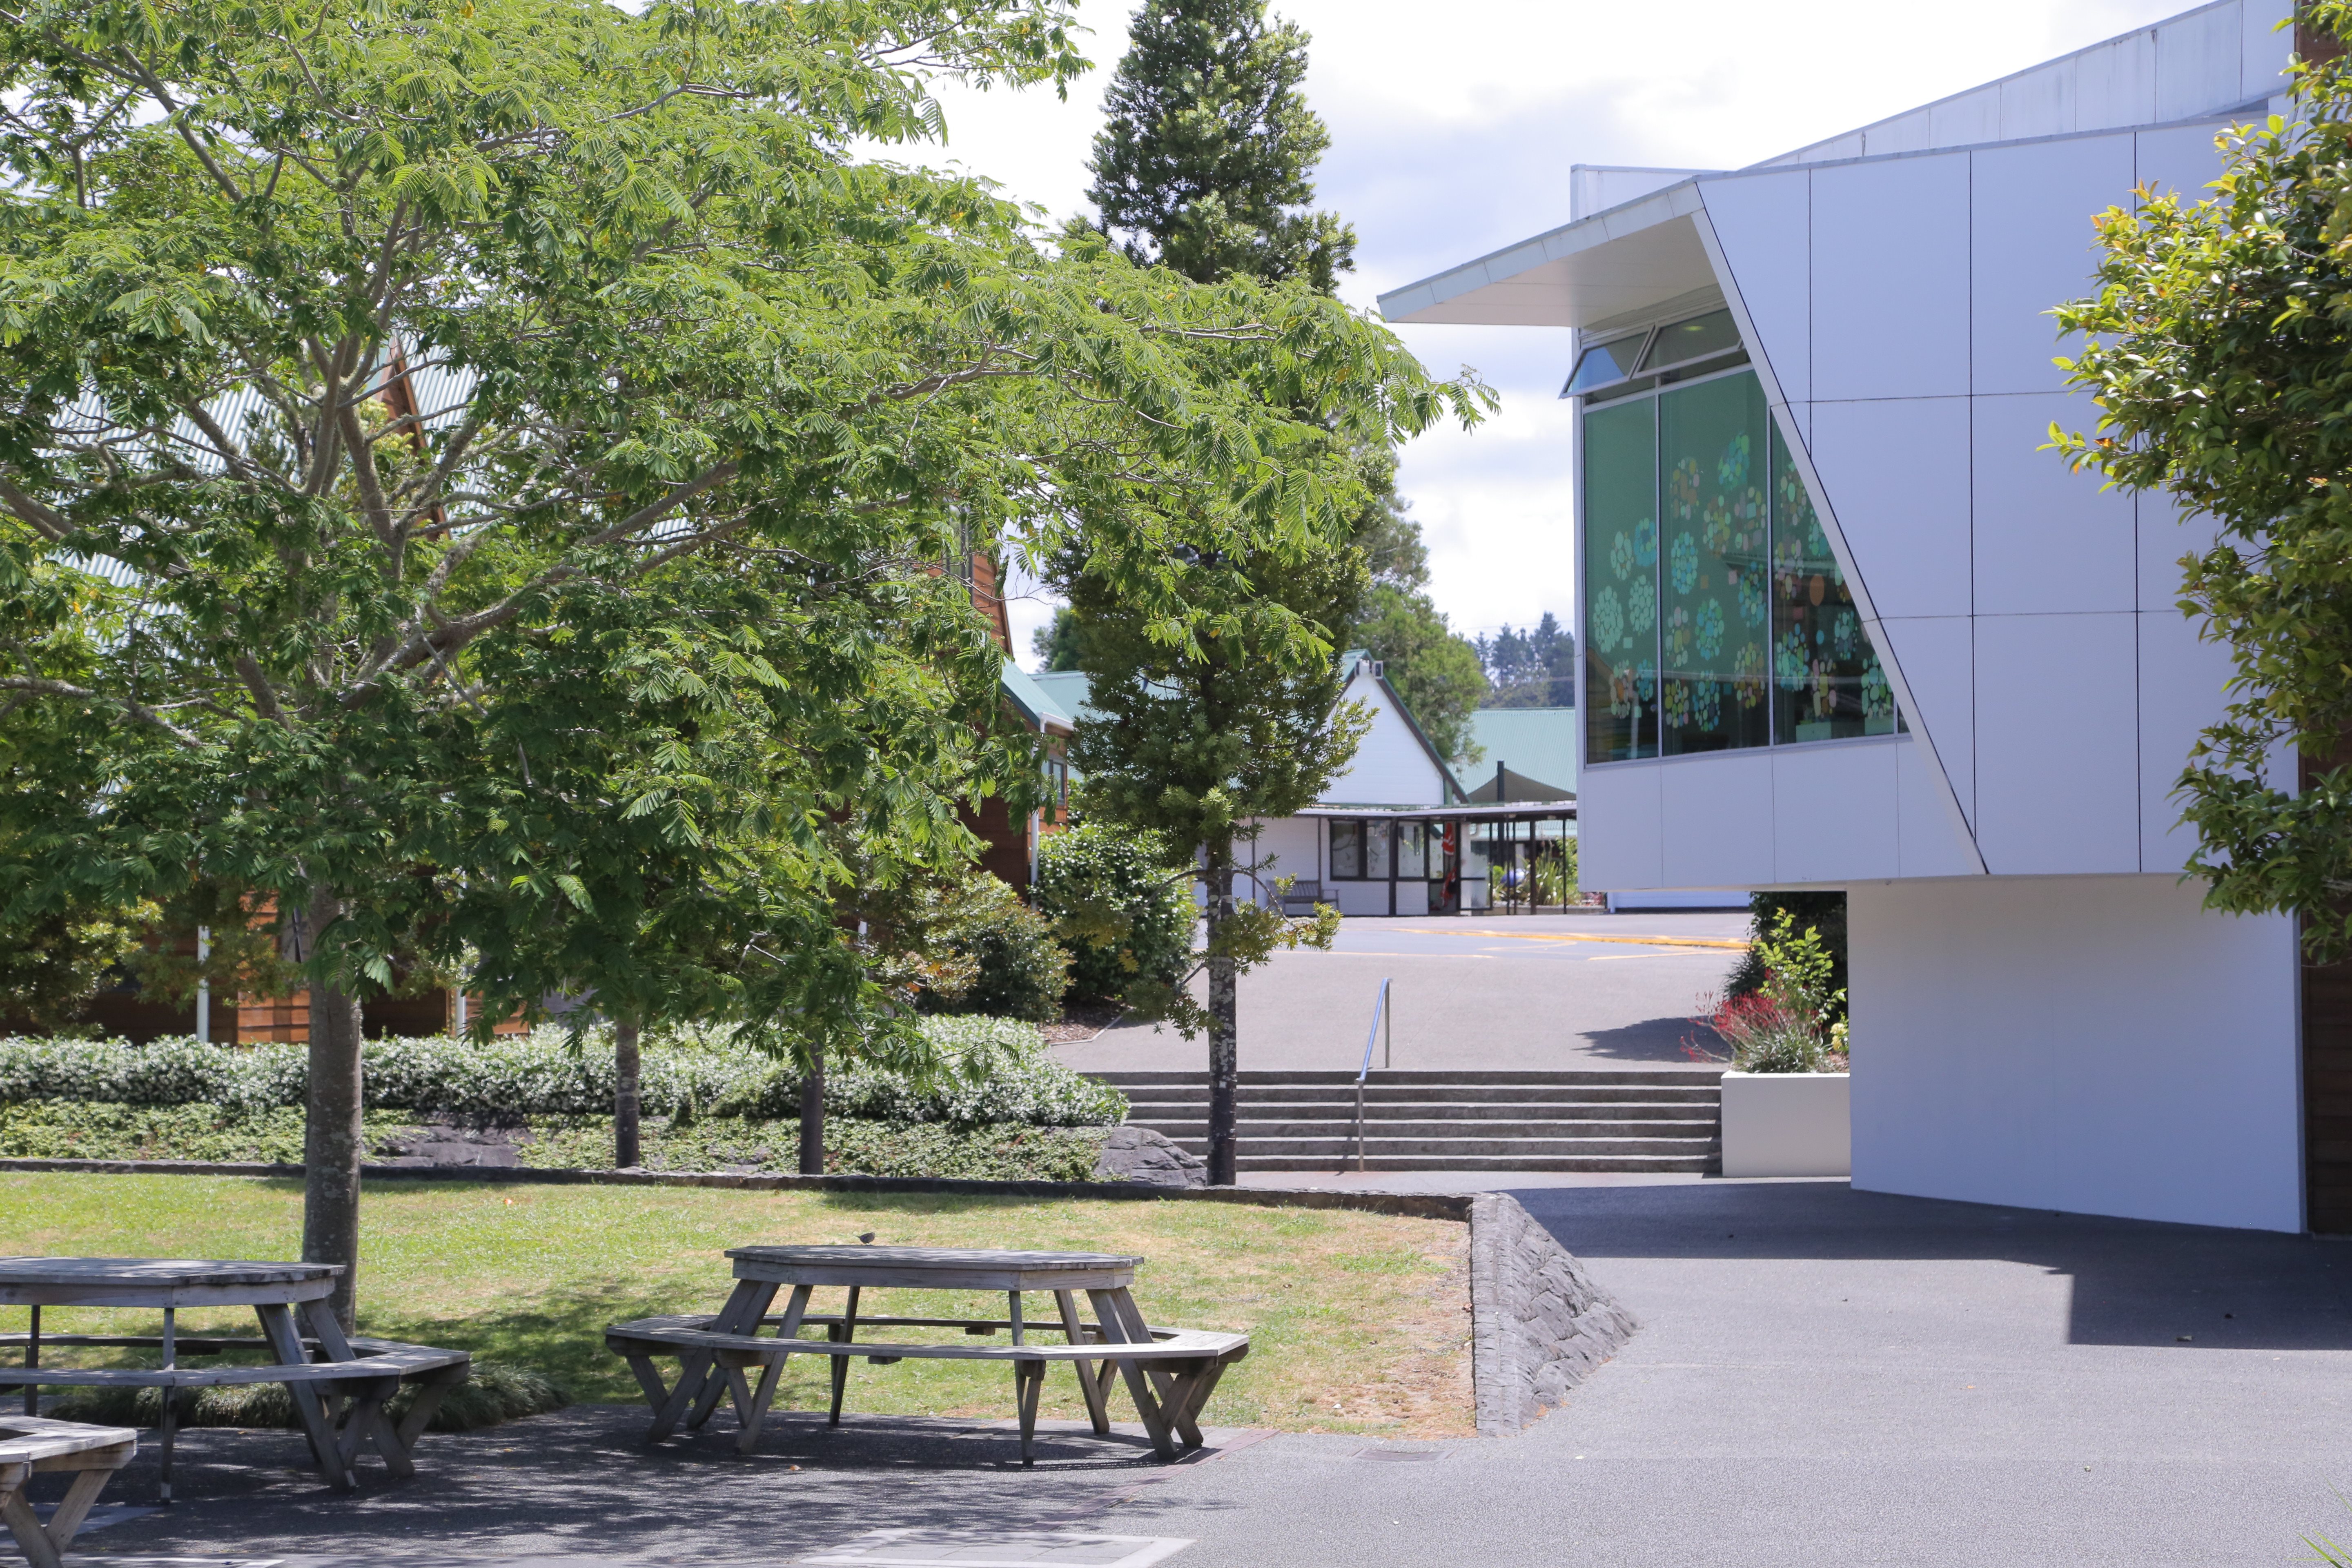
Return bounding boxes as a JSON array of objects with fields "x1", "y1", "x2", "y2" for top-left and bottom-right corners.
[
  {"x1": 52, "y1": 1179, "x2": 2352, "y2": 1568},
  {"x1": 1051, "y1": 912, "x2": 1756, "y2": 1074}
]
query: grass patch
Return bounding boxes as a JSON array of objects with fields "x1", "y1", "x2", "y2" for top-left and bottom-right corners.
[{"x1": 0, "y1": 1174, "x2": 1472, "y2": 1437}]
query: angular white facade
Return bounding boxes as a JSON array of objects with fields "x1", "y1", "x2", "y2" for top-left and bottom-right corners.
[{"x1": 1382, "y1": 0, "x2": 2311, "y2": 1232}]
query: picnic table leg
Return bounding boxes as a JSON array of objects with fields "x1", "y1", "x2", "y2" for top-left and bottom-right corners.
[
  {"x1": 1085, "y1": 1290, "x2": 1175, "y2": 1461},
  {"x1": 334, "y1": 1376, "x2": 407, "y2": 1481},
  {"x1": 1102, "y1": 1290, "x2": 1196, "y2": 1451},
  {"x1": 648, "y1": 1279, "x2": 759, "y2": 1440},
  {"x1": 44, "y1": 1459, "x2": 122, "y2": 1550},
  {"x1": 255, "y1": 1303, "x2": 352, "y2": 1491},
  {"x1": 1053, "y1": 1290, "x2": 1111, "y2": 1437},
  {"x1": 1014, "y1": 1358, "x2": 1044, "y2": 1468},
  {"x1": 21, "y1": 1306, "x2": 36, "y2": 1417},
  {"x1": 827, "y1": 1285, "x2": 860, "y2": 1427},
  {"x1": 687, "y1": 1282, "x2": 780, "y2": 1434},
  {"x1": 1, "y1": 1463, "x2": 63, "y2": 1568},
  {"x1": 729, "y1": 1284, "x2": 808, "y2": 1454},
  {"x1": 156, "y1": 1387, "x2": 182, "y2": 1505},
  {"x1": 391, "y1": 1364, "x2": 467, "y2": 1457}
]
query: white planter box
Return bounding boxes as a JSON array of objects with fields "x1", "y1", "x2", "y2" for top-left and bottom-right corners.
[{"x1": 1719, "y1": 1071, "x2": 1851, "y2": 1178}]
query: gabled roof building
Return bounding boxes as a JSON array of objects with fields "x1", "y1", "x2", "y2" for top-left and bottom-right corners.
[{"x1": 1382, "y1": 0, "x2": 2326, "y2": 1233}]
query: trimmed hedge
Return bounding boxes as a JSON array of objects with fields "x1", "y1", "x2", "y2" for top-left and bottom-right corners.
[{"x1": 0, "y1": 1017, "x2": 1124, "y2": 1131}]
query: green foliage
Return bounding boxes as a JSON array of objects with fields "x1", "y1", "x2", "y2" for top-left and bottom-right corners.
[
  {"x1": 1032, "y1": 820, "x2": 1196, "y2": 1007},
  {"x1": 1031, "y1": 607, "x2": 1088, "y2": 672},
  {"x1": 1695, "y1": 912, "x2": 1847, "y2": 1075},
  {"x1": 0, "y1": 0, "x2": 1477, "y2": 1069},
  {"x1": 0, "y1": 893, "x2": 152, "y2": 1032},
  {"x1": 0, "y1": 1101, "x2": 413, "y2": 1163},
  {"x1": 522, "y1": 1114, "x2": 1110, "y2": 1180},
  {"x1": 1085, "y1": 0, "x2": 1355, "y2": 290},
  {"x1": 53, "y1": 1362, "x2": 567, "y2": 1434},
  {"x1": 1475, "y1": 613, "x2": 1577, "y2": 710},
  {"x1": 917, "y1": 878, "x2": 1072, "y2": 1024},
  {"x1": 0, "y1": 1020, "x2": 1125, "y2": 1128},
  {"x1": 2049, "y1": 18, "x2": 2352, "y2": 959},
  {"x1": 1528, "y1": 840, "x2": 1577, "y2": 906},
  {"x1": 1353, "y1": 585, "x2": 1488, "y2": 768},
  {"x1": 1726, "y1": 891, "x2": 1846, "y2": 1018}
]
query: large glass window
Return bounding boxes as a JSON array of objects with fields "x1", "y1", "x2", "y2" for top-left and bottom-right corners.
[
  {"x1": 1396, "y1": 822, "x2": 1428, "y2": 880},
  {"x1": 1581, "y1": 399, "x2": 1658, "y2": 763},
  {"x1": 1579, "y1": 348, "x2": 1903, "y2": 763},
  {"x1": 1330, "y1": 821, "x2": 1362, "y2": 880},
  {"x1": 1659, "y1": 372, "x2": 1770, "y2": 754},
  {"x1": 1770, "y1": 424, "x2": 1902, "y2": 741}
]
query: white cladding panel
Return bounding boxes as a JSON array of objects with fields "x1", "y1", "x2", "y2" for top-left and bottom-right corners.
[
  {"x1": 2137, "y1": 599, "x2": 2235, "y2": 873},
  {"x1": 1811, "y1": 154, "x2": 1971, "y2": 401},
  {"x1": 1772, "y1": 742, "x2": 1900, "y2": 882},
  {"x1": 2135, "y1": 120, "x2": 2231, "y2": 206},
  {"x1": 1322, "y1": 669, "x2": 1448, "y2": 806},
  {"x1": 1850, "y1": 876, "x2": 2301, "y2": 1232},
  {"x1": 1970, "y1": 136, "x2": 2134, "y2": 396},
  {"x1": 1973, "y1": 611, "x2": 2140, "y2": 874},
  {"x1": 1873, "y1": 615, "x2": 1975, "y2": 824},
  {"x1": 1809, "y1": 397, "x2": 1972, "y2": 620},
  {"x1": 1971, "y1": 391, "x2": 2137, "y2": 616},
  {"x1": 1697, "y1": 171, "x2": 1810, "y2": 404},
  {"x1": 2156, "y1": 2, "x2": 2247, "y2": 121},
  {"x1": 1659, "y1": 751, "x2": 1776, "y2": 889},
  {"x1": 1896, "y1": 737, "x2": 1981, "y2": 876},
  {"x1": 1576, "y1": 761, "x2": 1663, "y2": 891}
]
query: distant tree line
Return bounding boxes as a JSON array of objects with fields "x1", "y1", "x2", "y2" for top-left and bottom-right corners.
[{"x1": 1474, "y1": 614, "x2": 1577, "y2": 708}]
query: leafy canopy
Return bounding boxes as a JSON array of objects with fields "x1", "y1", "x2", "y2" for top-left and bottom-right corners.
[
  {"x1": 0, "y1": 0, "x2": 1480, "y2": 1053},
  {"x1": 2053, "y1": 5, "x2": 2352, "y2": 959}
]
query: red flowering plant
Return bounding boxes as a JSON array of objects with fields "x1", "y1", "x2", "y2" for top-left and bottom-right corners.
[{"x1": 1686, "y1": 911, "x2": 1849, "y2": 1073}]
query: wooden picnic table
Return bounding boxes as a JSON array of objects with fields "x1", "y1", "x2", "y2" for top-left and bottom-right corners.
[
  {"x1": 0, "y1": 1258, "x2": 468, "y2": 1500},
  {"x1": 0, "y1": 1417, "x2": 136, "y2": 1568},
  {"x1": 607, "y1": 1244, "x2": 1248, "y2": 1466}
]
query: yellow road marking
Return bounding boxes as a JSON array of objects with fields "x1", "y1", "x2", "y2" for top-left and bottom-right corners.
[{"x1": 1388, "y1": 926, "x2": 1751, "y2": 952}]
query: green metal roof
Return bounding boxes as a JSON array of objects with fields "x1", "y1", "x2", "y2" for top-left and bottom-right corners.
[{"x1": 1466, "y1": 707, "x2": 1578, "y2": 797}]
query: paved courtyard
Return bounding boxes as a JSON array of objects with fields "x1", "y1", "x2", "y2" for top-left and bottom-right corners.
[
  {"x1": 1051, "y1": 912, "x2": 1755, "y2": 1074},
  {"x1": 52, "y1": 1180, "x2": 2352, "y2": 1568}
]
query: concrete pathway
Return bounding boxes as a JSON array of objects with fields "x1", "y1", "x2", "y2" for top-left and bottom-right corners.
[
  {"x1": 62, "y1": 1180, "x2": 2352, "y2": 1568},
  {"x1": 1052, "y1": 912, "x2": 1755, "y2": 1074}
]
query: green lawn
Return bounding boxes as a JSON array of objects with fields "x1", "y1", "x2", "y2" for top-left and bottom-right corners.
[{"x1": 0, "y1": 1174, "x2": 1474, "y2": 1437}]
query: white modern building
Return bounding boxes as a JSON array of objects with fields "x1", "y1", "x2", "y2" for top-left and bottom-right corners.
[{"x1": 1381, "y1": 0, "x2": 2328, "y2": 1233}]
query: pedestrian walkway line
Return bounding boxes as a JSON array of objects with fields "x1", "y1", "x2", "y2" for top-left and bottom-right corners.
[{"x1": 1388, "y1": 926, "x2": 1751, "y2": 951}]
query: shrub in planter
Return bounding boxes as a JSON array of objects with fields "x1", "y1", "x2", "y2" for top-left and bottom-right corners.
[
  {"x1": 1725, "y1": 891, "x2": 1846, "y2": 1021},
  {"x1": 1032, "y1": 822, "x2": 1195, "y2": 1008},
  {"x1": 1691, "y1": 910, "x2": 1848, "y2": 1074}
]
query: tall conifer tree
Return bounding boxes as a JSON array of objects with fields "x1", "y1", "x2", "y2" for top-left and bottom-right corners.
[{"x1": 1085, "y1": 0, "x2": 1355, "y2": 290}]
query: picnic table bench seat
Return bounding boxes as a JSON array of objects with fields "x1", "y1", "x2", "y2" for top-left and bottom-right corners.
[
  {"x1": 0, "y1": 1417, "x2": 136, "y2": 1568},
  {"x1": 608, "y1": 1298, "x2": 1248, "y2": 1466},
  {"x1": 0, "y1": 1334, "x2": 468, "y2": 1389}
]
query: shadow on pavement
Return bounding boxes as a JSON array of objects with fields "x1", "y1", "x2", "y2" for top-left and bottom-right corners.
[
  {"x1": 60, "y1": 1405, "x2": 1216, "y2": 1565},
  {"x1": 1510, "y1": 1179, "x2": 2352, "y2": 1352}
]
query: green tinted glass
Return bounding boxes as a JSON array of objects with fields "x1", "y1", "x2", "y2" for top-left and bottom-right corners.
[
  {"x1": 1581, "y1": 399, "x2": 1657, "y2": 762},
  {"x1": 1657, "y1": 372, "x2": 1771, "y2": 754}
]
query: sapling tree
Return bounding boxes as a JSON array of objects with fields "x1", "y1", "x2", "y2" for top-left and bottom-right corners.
[{"x1": 2053, "y1": 4, "x2": 2352, "y2": 959}]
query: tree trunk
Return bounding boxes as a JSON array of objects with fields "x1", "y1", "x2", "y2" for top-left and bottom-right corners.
[
  {"x1": 614, "y1": 1017, "x2": 642, "y2": 1169},
  {"x1": 299, "y1": 888, "x2": 365, "y2": 1333},
  {"x1": 798, "y1": 1045, "x2": 826, "y2": 1175},
  {"x1": 1205, "y1": 835, "x2": 1238, "y2": 1187}
]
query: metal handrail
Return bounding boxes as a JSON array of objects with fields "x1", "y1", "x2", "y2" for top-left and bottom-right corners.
[{"x1": 1352, "y1": 978, "x2": 1393, "y2": 1173}]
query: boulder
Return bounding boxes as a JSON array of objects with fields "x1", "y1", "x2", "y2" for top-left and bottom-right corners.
[{"x1": 1091, "y1": 1125, "x2": 1206, "y2": 1188}]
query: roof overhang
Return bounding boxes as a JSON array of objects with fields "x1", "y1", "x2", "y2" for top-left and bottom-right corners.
[{"x1": 1376, "y1": 180, "x2": 1716, "y2": 330}]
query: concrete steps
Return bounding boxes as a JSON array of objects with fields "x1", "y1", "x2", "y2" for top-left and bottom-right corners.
[{"x1": 1088, "y1": 1068, "x2": 1724, "y2": 1173}]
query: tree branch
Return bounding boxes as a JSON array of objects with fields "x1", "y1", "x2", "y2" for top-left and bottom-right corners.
[{"x1": 0, "y1": 676, "x2": 200, "y2": 747}]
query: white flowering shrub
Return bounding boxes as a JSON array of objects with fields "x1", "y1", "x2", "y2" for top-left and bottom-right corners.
[{"x1": 0, "y1": 1017, "x2": 1124, "y2": 1129}]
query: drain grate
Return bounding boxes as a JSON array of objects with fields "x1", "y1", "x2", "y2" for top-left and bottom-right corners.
[
  {"x1": 1353, "y1": 1447, "x2": 1448, "y2": 1462},
  {"x1": 799, "y1": 1528, "x2": 1193, "y2": 1567}
]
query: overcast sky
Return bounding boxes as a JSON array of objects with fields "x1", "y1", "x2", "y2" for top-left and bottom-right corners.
[{"x1": 918, "y1": 0, "x2": 2225, "y2": 668}]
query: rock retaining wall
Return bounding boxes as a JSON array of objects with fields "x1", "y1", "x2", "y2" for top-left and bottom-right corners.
[{"x1": 1468, "y1": 1192, "x2": 1638, "y2": 1434}]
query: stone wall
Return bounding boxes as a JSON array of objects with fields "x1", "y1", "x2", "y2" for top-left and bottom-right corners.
[{"x1": 1468, "y1": 1192, "x2": 1638, "y2": 1434}]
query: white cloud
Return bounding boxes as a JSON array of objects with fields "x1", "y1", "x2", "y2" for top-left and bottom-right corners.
[{"x1": 924, "y1": 0, "x2": 2235, "y2": 664}]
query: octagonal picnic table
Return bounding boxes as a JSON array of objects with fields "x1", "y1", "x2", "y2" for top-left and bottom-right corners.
[
  {"x1": 0, "y1": 1258, "x2": 468, "y2": 1500},
  {"x1": 607, "y1": 1244, "x2": 1249, "y2": 1465}
]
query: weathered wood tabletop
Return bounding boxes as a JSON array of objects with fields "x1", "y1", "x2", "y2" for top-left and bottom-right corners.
[{"x1": 0, "y1": 1257, "x2": 466, "y2": 1500}]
